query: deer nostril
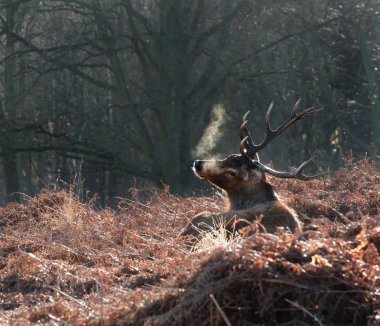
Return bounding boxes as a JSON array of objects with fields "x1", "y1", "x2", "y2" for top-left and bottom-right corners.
[{"x1": 193, "y1": 160, "x2": 202, "y2": 171}]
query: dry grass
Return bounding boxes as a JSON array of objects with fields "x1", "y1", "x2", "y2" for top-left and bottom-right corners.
[
  {"x1": 187, "y1": 220, "x2": 242, "y2": 254},
  {"x1": 0, "y1": 159, "x2": 379, "y2": 325}
]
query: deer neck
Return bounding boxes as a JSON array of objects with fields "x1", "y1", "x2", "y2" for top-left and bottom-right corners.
[{"x1": 226, "y1": 181, "x2": 278, "y2": 211}]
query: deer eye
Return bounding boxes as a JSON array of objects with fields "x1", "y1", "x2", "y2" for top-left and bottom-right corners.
[{"x1": 224, "y1": 170, "x2": 237, "y2": 177}]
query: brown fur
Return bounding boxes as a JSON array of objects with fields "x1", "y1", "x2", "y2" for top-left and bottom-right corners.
[{"x1": 180, "y1": 155, "x2": 301, "y2": 239}]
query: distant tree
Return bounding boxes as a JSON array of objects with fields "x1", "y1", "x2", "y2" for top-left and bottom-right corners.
[{"x1": 0, "y1": 0, "x2": 38, "y2": 201}]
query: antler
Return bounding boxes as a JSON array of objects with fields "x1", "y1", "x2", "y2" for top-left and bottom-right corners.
[
  {"x1": 253, "y1": 158, "x2": 322, "y2": 181},
  {"x1": 240, "y1": 111, "x2": 260, "y2": 161},
  {"x1": 239, "y1": 99, "x2": 323, "y2": 180}
]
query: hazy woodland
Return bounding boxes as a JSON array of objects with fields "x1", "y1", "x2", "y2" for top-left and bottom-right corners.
[{"x1": 0, "y1": 0, "x2": 379, "y2": 204}]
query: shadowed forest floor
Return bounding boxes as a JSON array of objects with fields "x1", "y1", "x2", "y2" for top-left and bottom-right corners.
[{"x1": 0, "y1": 159, "x2": 379, "y2": 325}]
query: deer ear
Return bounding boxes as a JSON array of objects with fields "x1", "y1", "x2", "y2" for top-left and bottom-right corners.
[
  {"x1": 246, "y1": 169, "x2": 263, "y2": 183},
  {"x1": 242, "y1": 164, "x2": 251, "y2": 181}
]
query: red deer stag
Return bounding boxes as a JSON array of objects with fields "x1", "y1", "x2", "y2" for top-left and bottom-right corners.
[{"x1": 181, "y1": 100, "x2": 322, "y2": 239}]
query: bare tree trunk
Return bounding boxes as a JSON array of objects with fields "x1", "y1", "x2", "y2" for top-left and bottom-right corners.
[
  {"x1": 1, "y1": 3, "x2": 20, "y2": 201},
  {"x1": 359, "y1": 18, "x2": 380, "y2": 167}
]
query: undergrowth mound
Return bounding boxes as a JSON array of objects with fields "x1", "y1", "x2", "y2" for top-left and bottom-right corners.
[{"x1": 0, "y1": 159, "x2": 379, "y2": 325}]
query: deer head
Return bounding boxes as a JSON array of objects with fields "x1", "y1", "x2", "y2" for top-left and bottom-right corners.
[{"x1": 192, "y1": 100, "x2": 322, "y2": 208}]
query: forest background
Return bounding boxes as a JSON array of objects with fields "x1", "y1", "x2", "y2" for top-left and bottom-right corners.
[{"x1": 0, "y1": 0, "x2": 379, "y2": 206}]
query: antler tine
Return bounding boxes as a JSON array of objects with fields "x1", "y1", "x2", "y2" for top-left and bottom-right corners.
[
  {"x1": 240, "y1": 111, "x2": 260, "y2": 161},
  {"x1": 239, "y1": 111, "x2": 251, "y2": 142},
  {"x1": 264, "y1": 101, "x2": 275, "y2": 132},
  {"x1": 292, "y1": 98, "x2": 302, "y2": 114},
  {"x1": 253, "y1": 157, "x2": 323, "y2": 181},
  {"x1": 240, "y1": 136, "x2": 249, "y2": 156}
]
